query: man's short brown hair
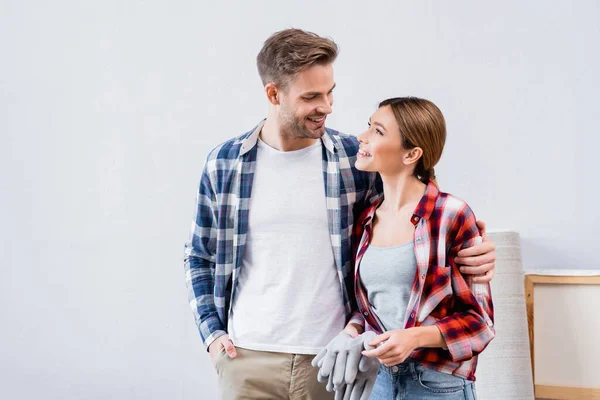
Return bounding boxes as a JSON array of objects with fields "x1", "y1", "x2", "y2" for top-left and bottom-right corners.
[{"x1": 256, "y1": 28, "x2": 338, "y2": 89}]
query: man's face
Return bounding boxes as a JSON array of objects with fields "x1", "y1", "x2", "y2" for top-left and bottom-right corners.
[{"x1": 277, "y1": 63, "x2": 335, "y2": 139}]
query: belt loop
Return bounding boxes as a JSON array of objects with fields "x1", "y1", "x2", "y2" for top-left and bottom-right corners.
[{"x1": 409, "y1": 362, "x2": 418, "y2": 381}]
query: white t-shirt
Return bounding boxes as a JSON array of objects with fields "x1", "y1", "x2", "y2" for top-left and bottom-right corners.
[{"x1": 228, "y1": 137, "x2": 345, "y2": 354}]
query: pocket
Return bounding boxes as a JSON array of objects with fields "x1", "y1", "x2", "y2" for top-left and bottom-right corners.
[
  {"x1": 469, "y1": 382, "x2": 478, "y2": 400},
  {"x1": 211, "y1": 347, "x2": 227, "y2": 370},
  {"x1": 417, "y1": 366, "x2": 465, "y2": 394}
]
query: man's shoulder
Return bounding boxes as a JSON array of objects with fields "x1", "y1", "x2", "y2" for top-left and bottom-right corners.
[
  {"x1": 201, "y1": 126, "x2": 258, "y2": 180},
  {"x1": 205, "y1": 131, "x2": 249, "y2": 162}
]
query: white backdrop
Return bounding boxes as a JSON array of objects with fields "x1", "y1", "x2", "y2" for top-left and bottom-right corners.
[{"x1": 1, "y1": 1, "x2": 598, "y2": 399}]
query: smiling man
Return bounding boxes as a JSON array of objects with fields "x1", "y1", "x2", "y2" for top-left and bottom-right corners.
[{"x1": 183, "y1": 29, "x2": 496, "y2": 400}]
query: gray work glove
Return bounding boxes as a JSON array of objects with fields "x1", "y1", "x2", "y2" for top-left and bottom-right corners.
[
  {"x1": 316, "y1": 362, "x2": 346, "y2": 400},
  {"x1": 312, "y1": 331, "x2": 352, "y2": 389},
  {"x1": 340, "y1": 336, "x2": 380, "y2": 400},
  {"x1": 313, "y1": 331, "x2": 378, "y2": 392},
  {"x1": 343, "y1": 331, "x2": 376, "y2": 385},
  {"x1": 317, "y1": 364, "x2": 340, "y2": 392}
]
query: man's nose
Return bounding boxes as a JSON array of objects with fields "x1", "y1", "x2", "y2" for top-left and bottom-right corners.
[{"x1": 316, "y1": 98, "x2": 333, "y2": 115}]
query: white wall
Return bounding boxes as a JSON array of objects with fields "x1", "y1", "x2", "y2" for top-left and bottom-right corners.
[{"x1": 1, "y1": 1, "x2": 598, "y2": 399}]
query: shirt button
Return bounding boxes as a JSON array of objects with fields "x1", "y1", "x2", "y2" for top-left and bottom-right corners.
[
  {"x1": 363, "y1": 311, "x2": 369, "y2": 316},
  {"x1": 416, "y1": 237, "x2": 421, "y2": 242},
  {"x1": 410, "y1": 312, "x2": 415, "y2": 318},
  {"x1": 392, "y1": 366, "x2": 399, "y2": 373},
  {"x1": 421, "y1": 274, "x2": 426, "y2": 279}
]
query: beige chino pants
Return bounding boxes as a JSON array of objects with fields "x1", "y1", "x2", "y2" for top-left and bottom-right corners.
[{"x1": 213, "y1": 347, "x2": 334, "y2": 400}]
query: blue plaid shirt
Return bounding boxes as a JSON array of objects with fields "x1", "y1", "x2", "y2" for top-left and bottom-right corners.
[{"x1": 184, "y1": 121, "x2": 379, "y2": 349}]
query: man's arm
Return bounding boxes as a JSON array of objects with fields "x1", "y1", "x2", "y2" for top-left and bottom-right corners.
[
  {"x1": 454, "y1": 220, "x2": 496, "y2": 283},
  {"x1": 183, "y1": 163, "x2": 231, "y2": 354}
]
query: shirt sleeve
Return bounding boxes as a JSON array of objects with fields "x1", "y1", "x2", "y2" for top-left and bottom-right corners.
[
  {"x1": 434, "y1": 203, "x2": 495, "y2": 363},
  {"x1": 183, "y1": 161, "x2": 227, "y2": 350},
  {"x1": 348, "y1": 310, "x2": 365, "y2": 328}
]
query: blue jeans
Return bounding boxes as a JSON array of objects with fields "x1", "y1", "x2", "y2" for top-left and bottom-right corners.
[{"x1": 370, "y1": 361, "x2": 477, "y2": 399}]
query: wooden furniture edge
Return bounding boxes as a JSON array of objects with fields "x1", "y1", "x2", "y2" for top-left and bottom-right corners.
[
  {"x1": 525, "y1": 274, "x2": 600, "y2": 399},
  {"x1": 535, "y1": 384, "x2": 600, "y2": 399}
]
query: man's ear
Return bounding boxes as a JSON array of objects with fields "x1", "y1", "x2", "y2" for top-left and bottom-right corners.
[{"x1": 265, "y1": 83, "x2": 280, "y2": 105}]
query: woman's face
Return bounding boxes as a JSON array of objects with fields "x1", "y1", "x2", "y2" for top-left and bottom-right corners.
[{"x1": 355, "y1": 105, "x2": 410, "y2": 175}]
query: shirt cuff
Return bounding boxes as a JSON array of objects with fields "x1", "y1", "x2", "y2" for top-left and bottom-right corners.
[
  {"x1": 435, "y1": 319, "x2": 473, "y2": 362},
  {"x1": 204, "y1": 330, "x2": 228, "y2": 352},
  {"x1": 348, "y1": 312, "x2": 365, "y2": 328}
]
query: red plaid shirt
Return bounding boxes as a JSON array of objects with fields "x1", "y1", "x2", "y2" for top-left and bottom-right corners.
[{"x1": 350, "y1": 182, "x2": 495, "y2": 381}]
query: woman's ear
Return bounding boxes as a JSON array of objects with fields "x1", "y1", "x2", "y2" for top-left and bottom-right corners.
[
  {"x1": 265, "y1": 83, "x2": 280, "y2": 105},
  {"x1": 404, "y1": 147, "x2": 423, "y2": 166}
]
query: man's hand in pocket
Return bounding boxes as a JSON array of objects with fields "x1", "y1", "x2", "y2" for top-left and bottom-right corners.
[{"x1": 208, "y1": 334, "x2": 237, "y2": 364}]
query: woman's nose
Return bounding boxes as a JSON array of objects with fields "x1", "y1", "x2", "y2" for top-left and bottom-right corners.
[{"x1": 357, "y1": 130, "x2": 368, "y2": 143}]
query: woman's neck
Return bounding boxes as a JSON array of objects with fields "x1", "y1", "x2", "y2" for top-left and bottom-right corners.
[{"x1": 379, "y1": 172, "x2": 427, "y2": 212}]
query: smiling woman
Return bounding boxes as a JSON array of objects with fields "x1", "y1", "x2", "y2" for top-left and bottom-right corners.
[
  {"x1": 349, "y1": 97, "x2": 495, "y2": 399},
  {"x1": 356, "y1": 98, "x2": 445, "y2": 188}
]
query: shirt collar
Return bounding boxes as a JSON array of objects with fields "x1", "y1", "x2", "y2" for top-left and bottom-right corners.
[
  {"x1": 412, "y1": 181, "x2": 440, "y2": 223},
  {"x1": 239, "y1": 120, "x2": 264, "y2": 156},
  {"x1": 320, "y1": 130, "x2": 337, "y2": 154},
  {"x1": 239, "y1": 119, "x2": 338, "y2": 156},
  {"x1": 360, "y1": 181, "x2": 440, "y2": 228}
]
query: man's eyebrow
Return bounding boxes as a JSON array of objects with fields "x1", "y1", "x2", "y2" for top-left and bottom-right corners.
[{"x1": 302, "y1": 83, "x2": 336, "y2": 97}]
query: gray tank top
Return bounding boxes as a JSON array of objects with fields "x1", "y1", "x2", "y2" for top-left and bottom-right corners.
[{"x1": 358, "y1": 241, "x2": 418, "y2": 331}]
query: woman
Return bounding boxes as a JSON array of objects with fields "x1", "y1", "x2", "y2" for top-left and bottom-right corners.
[{"x1": 348, "y1": 97, "x2": 495, "y2": 399}]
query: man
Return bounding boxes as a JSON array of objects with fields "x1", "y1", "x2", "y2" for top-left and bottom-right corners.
[{"x1": 184, "y1": 29, "x2": 496, "y2": 400}]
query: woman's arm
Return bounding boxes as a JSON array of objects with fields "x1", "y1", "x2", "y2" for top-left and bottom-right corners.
[
  {"x1": 455, "y1": 220, "x2": 496, "y2": 283},
  {"x1": 361, "y1": 325, "x2": 445, "y2": 366}
]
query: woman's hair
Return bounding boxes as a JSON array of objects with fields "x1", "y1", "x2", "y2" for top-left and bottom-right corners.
[{"x1": 378, "y1": 97, "x2": 446, "y2": 187}]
